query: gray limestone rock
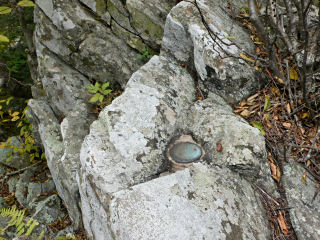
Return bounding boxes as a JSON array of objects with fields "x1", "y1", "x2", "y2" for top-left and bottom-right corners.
[
  {"x1": 15, "y1": 168, "x2": 36, "y2": 208},
  {"x1": 7, "y1": 176, "x2": 18, "y2": 193},
  {"x1": 27, "y1": 99, "x2": 90, "y2": 229},
  {"x1": 103, "y1": 0, "x2": 175, "y2": 52},
  {"x1": 161, "y1": 0, "x2": 263, "y2": 104},
  {"x1": 27, "y1": 180, "x2": 56, "y2": 204},
  {"x1": 79, "y1": 56, "x2": 270, "y2": 239},
  {"x1": 35, "y1": 44, "x2": 91, "y2": 118},
  {"x1": 109, "y1": 163, "x2": 269, "y2": 240},
  {"x1": 0, "y1": 136, "x2": 30, "y2": 170},
  {"x1": 181, "y1": 94, "x2": 267, "y2": 179},
  {"x1": 34, "y1": 0, "x2": 143, "y2": 88},
  {"x1": 282, "y1": 158, "x2": 320, "y2": 239}
]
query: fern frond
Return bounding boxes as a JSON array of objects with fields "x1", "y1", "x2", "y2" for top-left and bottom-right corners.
[
  {"x1": 37, "y1": 230, "x2": 45, "y2": 240},
  {"x1": 25, "y1": 219, "x2": 38, "y2": 236},
  {"x1": 0, "y1": 207, "x2": 39, "y2": 238}
]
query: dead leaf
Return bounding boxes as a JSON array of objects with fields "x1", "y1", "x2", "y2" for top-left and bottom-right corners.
[
  {"x1": 302, "y1": 112, "x2": 310, "y2": 119},
  {"x1": 234, "y1": 109, "x2": 243, "y2": 114},
  {"x1": 306, "y1": 160, "x2": 311, "y2": 167},
  {"x1": 269, "y1": 161, "x2": 282, "y2": 182},
  {"x1": 301, "y1": 172, "x2": 307, "y2": 183},
  {"x1": 240, "y1": 52, "x2": 255, "y2": 62},
  {"x1": 289, "y1": 68, "x2": 299, "y2": 80},
  {"x1": 247, "y1": 93, "x2": 259, "y2": 102},
  {"x1": 271, "y1": 86, "x2": 280, "y2": 95},
  {"x1": 277, "y1": 211, "x2": 289, "y2": 235},
  {"x1": 240, "y1": 100, "x2": 246, "y2": 107},
  {"x1": 286, "y1": 103, "x2": 291, "y2": 114},
  {"x1": 274, "y1": 76, "x2": 284, "y2": 84},
  {"x1": 282, "y1": 122, "x2": 292, "y2": 129},
  {"x1": 216, "y1": 141, "x2": 223, "y2": 152},
  {"x1": 240, "y1": 109, "x2": 251, "y2": 117}
]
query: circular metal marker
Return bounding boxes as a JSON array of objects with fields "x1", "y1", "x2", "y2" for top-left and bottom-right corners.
[
  {"x1": 169, "y1": 142, "x2": 202, "y2": 163},
  {"x1": 167, "y1": 135, "x2": 204, "y2": 172}
]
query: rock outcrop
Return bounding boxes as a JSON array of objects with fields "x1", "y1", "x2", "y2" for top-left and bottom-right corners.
[{"x1": 25, "y1": 0, "x2": 320, "y2": 239}]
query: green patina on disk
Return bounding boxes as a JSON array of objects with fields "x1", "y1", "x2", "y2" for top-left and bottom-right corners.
[{"x1": 169, "y1": 142, "x2": 202, "y2": 163}]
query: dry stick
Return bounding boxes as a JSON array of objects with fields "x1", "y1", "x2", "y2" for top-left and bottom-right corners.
[
  {"x1": 189, "y1": 0, "x2": 267, "y2": 64},
  {"x1": 301, "y1": 0, "x2": 310, "y2": 102},
  {"x1": 303, "y1": 128, "x2": 320, "y2": 162},
  {"x1": 268, "y1": 0, "x2": 295, "y2": 53},
  {"x1": 283, "y1": 0, "x2": 295, "y2": 43},
  {"x1": 0, "y1": 62, "x2": 33, "y2": 87},
  {"x1": 0, "y1": 161, "x2": 43, "y2": 190},
  {"x1": 253, "y1": 184, "x2": 288, "y2": 240},
  {"x1": 289, "y1": 144, "x2": 320, "y2": 151},
  {"x1": 249, "y1": 0, "x2": 283, "y2": 79},
  {"x1": 285, "y1": 60, "x2": 301, "y2": 128}
]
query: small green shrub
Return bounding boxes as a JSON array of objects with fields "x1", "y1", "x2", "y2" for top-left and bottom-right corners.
[
  {"x1": 86, "y1": 82, "x2": 112, "y2": 104},
  {"x1": 0, "y1": 99, "x2": 45, "y2": 163},
  {"x1": 137, "y1": 47, "x2": 152, "y2": 61}
]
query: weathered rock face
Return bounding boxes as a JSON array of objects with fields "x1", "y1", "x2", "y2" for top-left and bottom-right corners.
[
  {"x1": 0, "y1": 137, "x2": 30, "y2": 169},
  {"x1": 30, "y1": 0, "x2": 174, "y2": 230},
  {"x1": 282, "y1": 158, "x2": 320, "y2": 239},
  {"x1": 79, "y1": 0, "x2": 175, "y2": 52},
  {"x1": 34, "y1": 0, "x2": 142, "y2": 89},
  {"x1": 27, "y1": 99, "x2": 94, "y2": 229},
  {"x1": 109, "y1": 164, "x2": 269, "y2": 240},
  {"x1": 78, "y1": 56, "x2": 270, "y2": 239},
  {"x1": 28, "y1": 0, "x2": 320, "y2": 239},
  {"x1": 161, "y1": 0, "x2": 263, "y2": 104}
]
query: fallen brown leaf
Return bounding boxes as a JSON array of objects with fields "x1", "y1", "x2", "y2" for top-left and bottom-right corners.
[
  {"x1": 301, "y1": 172, "x2": 307, "y2": 183},
  {"x1": 282, "y1": 122, "x2": 292, "y2": 129},
  {"x1": 277, "y1": 211, "x2": 289, "y2": 235},
  {"x1": 286, "y1": 103, "x2": 291, "y2": 114},
  {"x1": 240, "y1": 109, "x2": 251, "y2": 117},
  {"x1": 247, "y1": 93, "x2": 259, "y2": 102},
  {"x1": 269, "y1": 160, "x2": 282, "y2": 182},
  {"x1": 216, "y1": 141, "x2": 223, "y2": 152}
]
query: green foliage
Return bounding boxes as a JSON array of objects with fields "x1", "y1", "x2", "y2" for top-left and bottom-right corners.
[
  {"x1": 53, "y1": 234, "x2": 77, "y2": 240},
  {"x1": 0, "y1": 0, "x2": 34, "y2": 83},
  {"x1": 251, "y1": 121, "x2": 265, "y2": 135},
  {"x1": 0, "y1": 206, "x2": 40, "y2": 239},
  {"x1": 86, "y1": 82, "x2": 112, "y2": 104},
  {"x1": 263, "y1": 96, "x2": 271, "y2": 111},
  {"x1": 0, "y1": 99, "x2": 45, "y2": 163},
  {"x1": 137, "y1": 47, "x2": 152, "y2": 61}
]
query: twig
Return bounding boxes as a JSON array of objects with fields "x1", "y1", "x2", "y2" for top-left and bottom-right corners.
[
  {"x1": 0, "y1": 161, "x2": 43, "y2": 190},
  {"x1": 0, "y1": 62, "x2": 33, "y2": 87},
  {"x1": 303, "y1": 128, "x2": 320, "y2": 162},
  {"x1": 289, "y1": 144, "x2": 320, "y2": 151}
]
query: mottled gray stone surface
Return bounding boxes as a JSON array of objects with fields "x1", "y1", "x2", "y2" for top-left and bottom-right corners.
[
  {"x1": 161, "y1": 0, "x2": 263, "y2": 104},
  {"x1": 109, "y1": 163, "x2": 269, "y2": 240},
  {"x1": 34, "y1": 0, "x2": 143, "y2": 88},
  {"x1": 283, "y1": 158, "x2": 320, "y2": 240},
  {"x1": 79, "y1": 56, "x2": 270, "y2": 239},
  {"x1": 27, "y1": 99, "x2": 83, "y2": 228},
  {"x1": 27, "y1": 0, "x2": 319, "y2": 239},
  {"x1": 0, "y1": 136, "x2": 30, "y2": 169}
]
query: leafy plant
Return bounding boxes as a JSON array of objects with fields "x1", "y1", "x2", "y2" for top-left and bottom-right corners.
[
  {"x1": 0, "y1": 0, "x2": 34, "y2": 43},
  {"x1": 137, "y1": 47, "x2": 152, "y2": 61},
  {"x1": 86, "y1": 82, "x2": 112, "y2": 103},
  {"x1": 251, "y1": 121, "x2": 265, "y2": 135},
  {"x1": 0, "y1": 206, "x2": 41, "y2": 239},
  {"x1": 0, "y1": 100, "x2": 45, "y2": 163}
]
